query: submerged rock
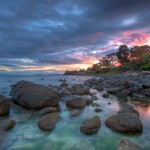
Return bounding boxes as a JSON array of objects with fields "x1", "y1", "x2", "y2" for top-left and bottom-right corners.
[
  {"x1": 105, "y1": 104, "x2": 143, "y2": 133},
  {"x1": 80, "y1": 116, "x2": 101, "y2": 134},
  {"x1": 0, "y1": 95, "x2": 10, "y2": 117},
  {"x1": 118, "y1": 138, "x2": 143, "y2": 150},
  {"x1": 91, "y1": 95, "x2": 99, "y2": 100},
  {"x1": 10, "y1": 80, "x2": 61, "y2": 109},
  {"x1": 0, "y1": 119, "x2": 16, "y2": 131},
  {"x1": 38, "y1": 107, "x2": 57, "y2": 116},
  {"x1": 102, "y1": 93, "x2": 109, "y2": 98},
  {"x1": 91, "y1": 103, "x2": 100, "y2": 107},
  {"x1": 95, "y1": 108, "x2": 102, "y2": 112},
  {"x1": 5, "y1": 120, "x2": 16, "y2": 130},
  {"x1": 38, "y1": 113, "x2": 60, "y2": 131}
]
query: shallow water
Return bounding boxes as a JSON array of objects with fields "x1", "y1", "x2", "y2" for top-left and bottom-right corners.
[{"x1": 0, "y1": 74, "x2": 150, "y2": 150}]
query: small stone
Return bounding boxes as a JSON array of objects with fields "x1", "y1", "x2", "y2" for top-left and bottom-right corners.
[
  {"x1": 102, "y1": 93, "x2": 109, "y2": 98},
  {"x1": 38, "y1": 107, "x2": 57, "y2": 116},
  {"x1": 91, "y1": 95, "x2": 99, "y2": 100},
  {"x1": 91, "y1": 103, "x2": 100, "y2": 107},
  {"x1": 95, "y1": 108, "x2": 102, "y2": 112}
]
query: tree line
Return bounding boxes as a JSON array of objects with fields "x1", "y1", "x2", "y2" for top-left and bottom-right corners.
[{"x1": 64, "y1": 45, "x2": 150, "y2": 75}]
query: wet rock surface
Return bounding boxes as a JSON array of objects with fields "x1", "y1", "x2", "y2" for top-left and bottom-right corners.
[
  {"x1": 38, "y1": 107, "x2": 58, "y2": 116},
  {"x1": 80, "y1": 116, "x2": 101, "y2": 134},
  {"x1": 0, "y1": 119, "x2": 16, "y2": 131},
  {"x1": 66, "y1": 97, "x2": 87, "y2": 108},
  {"x1": 0, "y1": 95, "x2": 10, "y2": 117},
  {"x1": 38, "y1": 113, "x2": 60, "y2": 131},
  {"x1": 118, "y1": 138, "x2": 143, "y2": 150},
  {"x1": 105, "y1": 104, "x2": 143, "y2": 133},
  {"x1": 10, "y1": 80, "x2": 61, "y2": 109}
]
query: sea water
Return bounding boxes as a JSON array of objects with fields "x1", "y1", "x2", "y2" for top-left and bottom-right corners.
[{"x1": 0, "y1": 74, "x2": 150, "y2": 150}]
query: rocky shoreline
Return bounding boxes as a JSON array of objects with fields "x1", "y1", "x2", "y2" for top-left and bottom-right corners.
[{"x1": 1, "y1": 71, "x2": 150, "y2": 149}]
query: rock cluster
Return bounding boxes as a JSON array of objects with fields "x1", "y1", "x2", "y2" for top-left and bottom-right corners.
[
  {"x1": 59, "y1": 83, "x2": 90, "y2": 96},
  {"x1": 83, "y1": 72, "x2": 150, "y2": 100}
]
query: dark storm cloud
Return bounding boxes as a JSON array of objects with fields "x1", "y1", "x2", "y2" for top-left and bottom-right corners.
[{"x1": 0, "y1": 0, "x2": 150, "y2": 72}]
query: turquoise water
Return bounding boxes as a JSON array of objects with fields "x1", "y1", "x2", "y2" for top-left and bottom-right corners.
[{"x1": 0, "y1": 74, "x2": 150, "y2": 150}]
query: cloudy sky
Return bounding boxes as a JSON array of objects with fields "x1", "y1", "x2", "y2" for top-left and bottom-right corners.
[{"x1": 0, "y1": 0, "x2": 150, "y2": 74}]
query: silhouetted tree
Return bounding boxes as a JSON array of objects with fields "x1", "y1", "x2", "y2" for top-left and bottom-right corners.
[{"x1": 116, "y1": 45, "x2": 130, "y2": 65}]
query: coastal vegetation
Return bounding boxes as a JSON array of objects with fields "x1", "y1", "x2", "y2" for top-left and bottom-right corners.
[{"x1": 64, "y1": 45, "x2": 150, "y2": 75}]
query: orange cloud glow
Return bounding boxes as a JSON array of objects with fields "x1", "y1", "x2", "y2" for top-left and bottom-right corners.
[{"x1": 0, "y1": 66, "x2": 13, "y2": 72}]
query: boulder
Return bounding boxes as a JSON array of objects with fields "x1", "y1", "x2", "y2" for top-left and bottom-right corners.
[
  {"x1": 80, "y1": 116, "x2": 101, "y2": 134},
  {"x1": 65, "y1": 87, "x2": 75, "y2": 94},
  {"x1": 117, "y1": 90, "x2": 131, "y2": 98},
  {"x1": 5, "y1": 120, "x2": 16, "y2": 130},
  {"x1": 140, "y1": 78, "x2": 150, "y2": 88},
  {"x1": 75, "y1": 89, "x2": 85, "y2": 95},
  {"x1": 73, "y1": 84, "x2": 84, "y2": 91},
  {"x1": 0, "y1": 95, "x2": 10, "y2": 117},
  {"x1": 85, "y1": 99, "x2": 93, "y2": 105},
  {"x1": 118, "y1": 138, "x2": 143, "y2": 150},
  {"x1": 10, "y1": 80, "x2": 61, "y2": 109},
  {"x1": 105, "y1": 87, "x2": 121, "y2": 94},
  {"x1": 38, "y1": 113, "x2": 60, "y2": 131},
  {"x1": 59, "y1": 89, "x2": 72, "y2": 95},
  {"x1": 97, "y1": 84, "x2": 104, "y2": 91},
  {"x1": 84, "y1": 88, "x2": 90, "y2": 94},
  {"x1": 59, "y1": 82, "x2": 68, "y2": 88},
  {"x1": 105, "y1": 104, "x2": 143, "y2": 133},
  {"x1": 0, "y1": 119, "x2": 16, "y2": 131},
  {"x1": 66, "y1": 97, "x2": 87, "y2": 108}
]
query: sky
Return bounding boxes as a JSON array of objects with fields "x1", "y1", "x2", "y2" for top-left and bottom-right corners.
[{"x1": 0, "y1": 0, "x2": 150, "y2": 74}]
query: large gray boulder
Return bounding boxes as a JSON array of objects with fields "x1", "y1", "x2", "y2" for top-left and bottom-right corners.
[
  {"x1": 0, "y1": 95, "x2": 10, "y2": 117},
  {"x1": 10, "y1": 80, "x2": 61, "y2": 109},
  {"x1": 118, "y1": 138, "x2": 143, "y2": 150},
  {"x1": 105, "y1": 104, "x2": 143, "y2": 133}
]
